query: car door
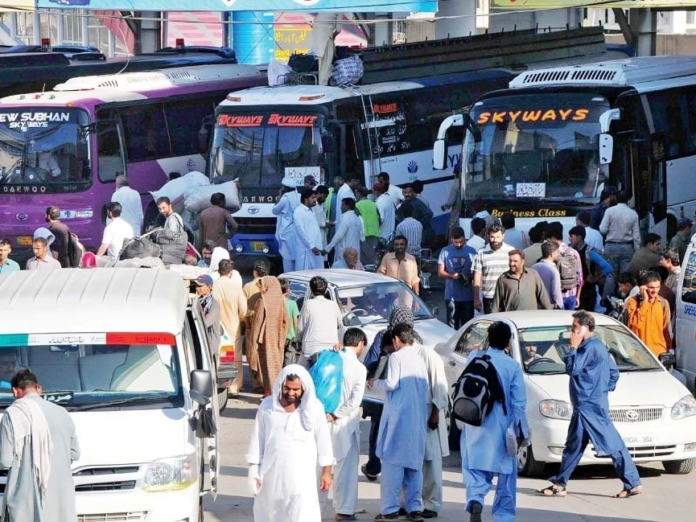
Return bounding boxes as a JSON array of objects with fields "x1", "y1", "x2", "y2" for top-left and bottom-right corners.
[
  {"x1": 444, "y1": 320, "x2": 494, "y2": 385},
  {"x1": 186, "y1": 309, "x2": 220, "y2": 499}
]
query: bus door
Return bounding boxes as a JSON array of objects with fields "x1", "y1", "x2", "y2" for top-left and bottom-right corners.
[
  {"x1": 95, "y1": 117, "x2": 127, "y2": 224},
  {"x1": 341, "y1": 121, "x2": 366, "y2": 185}
]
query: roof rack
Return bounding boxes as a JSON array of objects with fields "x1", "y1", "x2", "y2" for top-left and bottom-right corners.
[
  {"x1": 152, "y1": 46, "x2": 237, "y2": 62},
  {"x1": 358, "y1": 26, "x2": 610, "y2": 84}
]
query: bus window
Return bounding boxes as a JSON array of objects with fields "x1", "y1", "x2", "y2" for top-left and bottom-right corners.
[
  {"x1": 121, "y1": 106, "x2": 170, "y2": 162},
  {"x1": 344, "y1": 123, "x2": 364, "y2": 180},
  {"x1": 96, "y1": 121, "x2": 125, "y2": 183},
  {"x1": 647, "y1": 90, "x2": 688, "y2": 159},
  {"x1": 165, "y1": 98, "x2": 215, "y2": 156}
]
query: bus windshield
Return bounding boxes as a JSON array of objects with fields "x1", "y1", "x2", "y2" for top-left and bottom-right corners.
[
  {"x1": 0, "y1": 108, "x2": 90, "y2": 193},
  {"x1": 464, "y1": 93, "x2": 611, "y2": 204},
  {"x1": 210, "y1": 111, "x2": 323, "y2": 200}
]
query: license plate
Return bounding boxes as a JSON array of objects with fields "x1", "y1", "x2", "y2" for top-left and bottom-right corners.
[
  {"x1": 16, "y1": 236, "x2": 32, "y2": 246},
  {"x1": 623, "y1": 434, "x2": 655, "y2": 446},
  {"x1": 251, "y1": 241, "x2": 265, "y2": 252}
]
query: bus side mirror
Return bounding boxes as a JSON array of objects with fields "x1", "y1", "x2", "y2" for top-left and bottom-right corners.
[
  {"x1": 599, "y1": 134, "x2": 613, "y2": 165},
  {"x1": 433, "y1": 139, "x2": 447, "y2": 170}
]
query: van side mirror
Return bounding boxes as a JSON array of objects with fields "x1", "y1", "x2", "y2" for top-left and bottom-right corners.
[
  {"x1": 599, "y1": 134, "x2": 613, "y2": 165},
  {"x1": 190, "y1": 369, "x2": 214, "y2": 405}
]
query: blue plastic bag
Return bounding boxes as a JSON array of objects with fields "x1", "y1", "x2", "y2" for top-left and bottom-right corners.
[{"x1": 309, "y1": 350, "x2": 344, "y2": 414}]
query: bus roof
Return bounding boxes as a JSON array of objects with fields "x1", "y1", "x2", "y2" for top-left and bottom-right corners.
[
  {"x1": 218, "y1": 81, "x2": 426, "y2": 107},
  {"x1": 0, "y1": 268, "x2": 188, "y2": 336},
  {"x1": 509, "y1": 56, "x2": 696, "y2": 92},
  {"x1": 0, "y1": 64, "x2": 263, "y2": 106}
]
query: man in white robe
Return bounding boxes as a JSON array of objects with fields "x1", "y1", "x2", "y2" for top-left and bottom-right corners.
[
  {"x1": 273, "y1": 177, "x2": 301, "y2": 273},
  {"x1": 334, "y1": 178, "x2": 356, "y2": 230},
  {"x1": 323, "y1": 328, "x2": 367, "y2": 521},
  {"x1": 247, "y1": 364, "x2": 334, "y2": 522},
  {"x1": 0, "y1": 370, "x2": 80, "y2": 522},
  {"x1": 369, "y1": 323, "x2": 429, "y2": 521},
  {"x1": 293, "y1": 189, "x2": 325, "y2": 271},
  {"x1": 461, "y1": 322, "x2": 529, "y2": 522},
  {"x1": 325, "y1": 198, "x2": 364, "y2": 264},
  {"x1": 419, "y1": 344, "x2": 450, "y2": 518}
]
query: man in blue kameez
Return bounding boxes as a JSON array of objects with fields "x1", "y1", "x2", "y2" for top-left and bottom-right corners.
[
  {"x1": 461, "y1": 321, "x2": 528, "y2": 522},
  {"x1": 538, "y1": 310, "x2": 642, "y2": 499},
  {"x1": 369, "y1": 323, "x2": 429, "y2": 522}
]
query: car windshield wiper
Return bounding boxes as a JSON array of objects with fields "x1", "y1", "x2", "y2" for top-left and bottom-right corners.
[
  {"x1": 70, "y1": 395, "x2": 174, "y2": 412},
  {"x1": 619, "y1": 366, "x2": 661, "y2": 372}
]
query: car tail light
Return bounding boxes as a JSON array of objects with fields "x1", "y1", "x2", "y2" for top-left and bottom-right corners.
[{"x1": 220, "y1": 350, "x2": 235, "y2": 364}]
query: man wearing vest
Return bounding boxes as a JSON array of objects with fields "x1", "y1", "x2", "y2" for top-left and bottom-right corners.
[
  {"x1": 546, "y1": 222, "x2": 583, "y2": 311},
  {"x1": 568, "y1": 226, "x2": 614, "y2": 312}
]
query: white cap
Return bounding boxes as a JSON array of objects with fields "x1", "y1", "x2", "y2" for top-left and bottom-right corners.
[{"x1": 281, "y1": 176, "x2": 296, "y2": 189}]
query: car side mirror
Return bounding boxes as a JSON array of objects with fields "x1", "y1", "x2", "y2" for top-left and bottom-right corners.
[
  {"x1": 658, "y1": 351, "x2": 676, "y2": 367},
  {"x1": 431, "y1": 306, "x2": 439, "y2": 317},
  {"x1": 190, "y1": 369, "x2": 213, "y2": 405}
]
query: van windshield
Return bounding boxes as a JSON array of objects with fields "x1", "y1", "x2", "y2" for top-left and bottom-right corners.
[{"x1": 0, "y1": 344, "x2": 182, "y2": 409}]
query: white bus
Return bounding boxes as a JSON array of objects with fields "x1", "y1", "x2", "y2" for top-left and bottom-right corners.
[{"x1": 434, "y1": 56, "x2": 696, "y2": 241}]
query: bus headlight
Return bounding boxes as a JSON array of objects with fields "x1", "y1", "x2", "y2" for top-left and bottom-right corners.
[
  {"x1": 143, "y1": 454, "x2": 197, "y2": 492},
  {"x1": 262, "y1": 245, "x2": 270, "y2": 254},
  {"x1": 672, "y1": 395, "x2": 696, "y2": 420},
  {"x1": 234, "y1": 244, "x2": 244, "y2": 253}
]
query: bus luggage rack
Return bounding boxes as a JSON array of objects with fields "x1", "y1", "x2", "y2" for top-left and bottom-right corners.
[{"x1": 281, "y1": 71, "x2": 319, "y2": 86}]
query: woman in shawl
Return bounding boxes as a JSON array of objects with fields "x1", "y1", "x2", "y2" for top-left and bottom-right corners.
[{"x1": 250, "y1": 276, "x2": 291, "y2": 397}]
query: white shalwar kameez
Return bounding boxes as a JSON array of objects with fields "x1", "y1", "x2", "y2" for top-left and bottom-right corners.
[
  {"x1": 325, "y1": 349, "x2": 366, "y2": 517},
  {"x1": 293, "y1": 204, "x2": 325, "y2": 271},
  {"x1": 246, "y1": 365, "x2": 334, "y2": 522},
  {"x1": 419, "y1": 345, "x2": 450, "y2": 514},
  {"x1": 272, "y1": 190, "x2": 301, "y2": 273},
  {"x1": 326, "y1": 210, "x2": 364, "y2": 263},
  {"x1": 374, "y1": 344, "x2": 429, "y2": 515}
]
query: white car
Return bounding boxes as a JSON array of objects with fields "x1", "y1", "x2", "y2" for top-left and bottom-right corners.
[{"x1": 435, "y1": 310, "x2": 696, "y2": 477}]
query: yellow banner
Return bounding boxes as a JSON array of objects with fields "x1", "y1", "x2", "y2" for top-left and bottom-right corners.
[
  {"x1": 0, "y1": 1, "x2": 34, "y2": 11},
  {"x1": 493, "y1": 0, "x2": 696, "y2": 8}
]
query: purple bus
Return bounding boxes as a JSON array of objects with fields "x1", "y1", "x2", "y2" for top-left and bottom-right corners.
[{"x1": 0, "y1": 64, "x2": 266, "y2": 259}]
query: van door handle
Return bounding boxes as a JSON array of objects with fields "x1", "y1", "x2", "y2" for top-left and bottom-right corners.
[{"x1": 448, "y1": 360, "x2": 456, "y2": 367}]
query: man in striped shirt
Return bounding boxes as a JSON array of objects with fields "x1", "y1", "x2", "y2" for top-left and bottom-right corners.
[
  {"x1": 472, "y1": 225, "x2": 514, "y2": 314},
  {"x1": 395, "y1": 202, "x2": 423, "y2": 257}
]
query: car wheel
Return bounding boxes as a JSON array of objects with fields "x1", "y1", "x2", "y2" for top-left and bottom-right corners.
[
  {"x1": 663, "y1": 458, "x2": 696, "y2": 475},
  {"x1": 518, "y1": 444, "x2": 546, "y2": 478},
  {"x1": 217, "y1": 387, "x2": 228, "y2": 413}
]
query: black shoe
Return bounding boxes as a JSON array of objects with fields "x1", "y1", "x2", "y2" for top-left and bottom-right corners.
[
  {"x1": 408, "y1": 511, "x2": 424, "y2": 522},
  {"x1": 361, "y1": 464, "x2": 378, "y2": 482},
  {"x1": 470, "y1": 501, "x2": 483, "y2": 522},
  {"x1": 335, "y1": 515, "x2": 357, "y2": 521},
  {"x1": 398, "y1": 508, "x2": 408, "y2": 517},
  {"x1": 422, "y1": 509, "x2": 438, "y2": 519},
  {"x1": 374, "y1": 513, "x2": 400, "y2": 521}
]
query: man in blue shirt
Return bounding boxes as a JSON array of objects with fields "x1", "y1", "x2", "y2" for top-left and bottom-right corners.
[
  {"x1": 0, "y1": 238, "x2": 20, "y2": 274},
  {"x1": 538, "y1": 311, "x2": 641, "y2": 499},
  {"x1": 437, "y1": 227, "x2": 477, "y2": 330}
]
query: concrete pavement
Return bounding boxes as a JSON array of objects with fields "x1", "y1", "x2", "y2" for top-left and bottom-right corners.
[{"x1": 204, "y1": 390, "x2": 692, "y2": 522}]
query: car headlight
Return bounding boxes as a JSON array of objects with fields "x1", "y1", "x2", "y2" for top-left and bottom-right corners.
[
  {"x1": 672, "y1": 395, "x2": 696, "y2": 420},
  {"x1": 539, "y1": 399, "x2": 573, "y2": 420},
  {"x1": 143, "y1": 453, "x2": 197, "y2": 492}
]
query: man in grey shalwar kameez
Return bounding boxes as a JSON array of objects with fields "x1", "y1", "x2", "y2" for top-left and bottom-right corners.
[{"x1": 0, "y1": 370, "x2": 80, "y2": 522}]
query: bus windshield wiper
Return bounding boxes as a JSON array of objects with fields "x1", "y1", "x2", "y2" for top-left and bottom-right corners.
[{"x1": 70, "y1": 395, "x2": 174, "y2": 411}]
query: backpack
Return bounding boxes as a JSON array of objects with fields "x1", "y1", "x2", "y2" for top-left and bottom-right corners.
[
  {"x1": 556, "y1": 248, "x2": 578, "y2": 291},
  {"x1": 584, "y1": 246, "x2": 613, "y2": 285},
  {"x1": 451, "y1": 353, "x2": 507, "y2": 427},
  {"x1": 67, "y1": 232, "x2": 85, "y2": 268}
]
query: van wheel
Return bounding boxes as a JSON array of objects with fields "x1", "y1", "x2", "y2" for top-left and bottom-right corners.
[
  {"x1": 217, "y1": 388, "x2": 228, "y2": 413},
  {"x1": 518, "y1": 444, "x2": 546, "y2": 478},
  {"x1": 663, "y1": 458, "x2": 696, "y2": 475}
]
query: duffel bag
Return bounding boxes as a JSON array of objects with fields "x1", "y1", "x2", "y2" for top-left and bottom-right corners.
[{"x1": 119, "y1": 234, "x2": 161, "y2": 261}]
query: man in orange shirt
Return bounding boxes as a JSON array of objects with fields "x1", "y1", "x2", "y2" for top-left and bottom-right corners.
[
  {"x1": 377, "y1": 235, "x2": 420, "y2": 294},
  {"x1": 625, "y1": 271, "x2": 671, "y2": 357}
]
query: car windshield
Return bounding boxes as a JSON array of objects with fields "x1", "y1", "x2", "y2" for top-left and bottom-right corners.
[
  {"x1": 0, "y1": 108, "x2": 91, "y2": 194},
  {"x1": 518, "y1": 325, "x2": 662, "y2": 375},
  {"x1": 336, "y1": 281, "x2": 434, "y2": 326},
  {"x1": 0, "y1": 343, "x2": 182, "y2": 410}
]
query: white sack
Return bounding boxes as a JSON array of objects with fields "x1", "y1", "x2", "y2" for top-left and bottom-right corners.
[
  {"x1": 184, "y1": 180, "x2": 241, "y2": 214},
  {"x1": 150, "y1": 171, "x2": 210, "y2": 214}
]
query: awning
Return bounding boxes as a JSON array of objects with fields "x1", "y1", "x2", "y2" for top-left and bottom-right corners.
[
  {"x1": 0, "y1": 0, "x2": 34, "y2": 11},
  {"x1": 493, "y1": 0, "x2": 696, "y2": 8}
]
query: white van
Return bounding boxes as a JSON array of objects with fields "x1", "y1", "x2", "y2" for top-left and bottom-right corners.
[
  {"x1": 676, "y1": 233, "x2": 696, "y2": 393},
  {"x1": 0, "y1": 268, "x2": 220, "y2": 521}
]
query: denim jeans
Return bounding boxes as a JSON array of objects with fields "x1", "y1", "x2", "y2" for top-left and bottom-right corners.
[{"x1": 446, "y1": 300, "x2": 474, "y2": 330}]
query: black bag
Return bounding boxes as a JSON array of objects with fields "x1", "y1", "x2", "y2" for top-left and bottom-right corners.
[
  {"x1": 67, "y1": 232, "x2": 85, "y2": 268},
  {"x1": 288, "y1": 53, "x2": 318, "y2": 73},
  {"x1": 451, "y1": 353, "x2": 507, "y2": 427},
  {"x1": 119, "y1": 235, "x2": 161, "y2": 261}
]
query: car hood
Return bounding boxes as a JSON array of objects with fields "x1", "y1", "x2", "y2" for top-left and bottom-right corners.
[
  {"x1": 527, "y1": 369, "x2": 690, "y2": 407},
  {"x1": 70, "y1": 408, "x2": 189, "y2": 467},
  {"x1": 358, "y1": 317, "x2": 455, "y2": 355}
]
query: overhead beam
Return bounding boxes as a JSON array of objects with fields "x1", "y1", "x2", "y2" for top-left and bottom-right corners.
[{"x1": 612, "y1": 8, "x2": 634, "y2": 48}]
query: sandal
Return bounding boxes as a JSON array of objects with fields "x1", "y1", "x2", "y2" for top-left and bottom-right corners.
[
  {"x1": 614, "y1": 486, "x2": 642, "y2": 498},
  {"x1": 537, "y1": 485, "x2": 567, "y2": 497}
]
